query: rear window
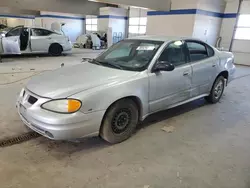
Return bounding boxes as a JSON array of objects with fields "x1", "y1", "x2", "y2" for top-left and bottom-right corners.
[
  {"x1": 31, "y1": 28, "x2": 53, "y2": 36},
  {"x1": 186, "y1": 41, "x2": 208, "y2": 62}
]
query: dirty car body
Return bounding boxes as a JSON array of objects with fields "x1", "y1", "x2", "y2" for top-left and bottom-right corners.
[{"x1": 17, "y1": 36, "x2": 236, "y2": 143}]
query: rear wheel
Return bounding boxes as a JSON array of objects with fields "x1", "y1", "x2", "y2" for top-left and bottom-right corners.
[
  {"x1": 100, "y1": 99, "x2": 139, "y2": 144},
  {"x1": 49, "y1": 43, "x2": 63, "y2": 56},
  {"x1": 205, "y1": 76, "x2": 225, "y2": 104}
]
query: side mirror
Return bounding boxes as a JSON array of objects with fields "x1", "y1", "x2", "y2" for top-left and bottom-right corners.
[{"x1": 153, "y1": 61, "x2": 175, "y2": 72}]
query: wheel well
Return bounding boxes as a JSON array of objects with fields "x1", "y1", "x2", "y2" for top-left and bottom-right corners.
[
  {"x1": 109, "y1": 96, "x2": 142, "y2": 119},
  {"x1": 218, "y1": 71, "x2": 228, "y2": 80},
  {"x1": 49, "y1": 43, "x2": 63, "y2": 51},
  {"x1": 100, "y1": 96, "x2": 143, "y2": 132}
]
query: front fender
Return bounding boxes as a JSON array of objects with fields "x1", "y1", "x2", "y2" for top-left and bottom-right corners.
[{"x1": 71, "y1": 73, "x2": 149, "y2": 119}]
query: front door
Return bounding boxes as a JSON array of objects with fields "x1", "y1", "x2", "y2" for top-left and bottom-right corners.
[
  {"x1": 185, "y1": 40, "x2": 218, "y2": 97},
  {"x1": 2, "y1": 26, "x2": 23, "y2": 54},
  {"x1": 149, "y1": 40, "x2": 192, "y2": 113}
]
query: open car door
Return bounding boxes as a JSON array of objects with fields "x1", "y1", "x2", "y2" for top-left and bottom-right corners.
[{"x1": 1, "y1": 26, "x2": 23, "y2": 54}]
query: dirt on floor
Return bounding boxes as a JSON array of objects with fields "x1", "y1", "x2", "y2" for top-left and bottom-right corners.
[{"x1": 0, "y1": 54, "x2": 250, "y2": 188}]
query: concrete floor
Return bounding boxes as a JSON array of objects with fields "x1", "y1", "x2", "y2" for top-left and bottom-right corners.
[{"x1": 1, "y1": 51, "x2": 250, "y2": 188}]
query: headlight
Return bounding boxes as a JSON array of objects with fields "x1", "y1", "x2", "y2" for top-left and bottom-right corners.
[
  {"x1": 41, "y1": 99, "x2": 82, "y2": 114},
  {"x1": 19, "y1": 88, "x2": 25, "y2": 97}
]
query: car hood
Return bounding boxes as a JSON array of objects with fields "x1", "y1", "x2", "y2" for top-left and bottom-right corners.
[{"x1": 26, "y1": 62, "x2": 138, "y2": 98}]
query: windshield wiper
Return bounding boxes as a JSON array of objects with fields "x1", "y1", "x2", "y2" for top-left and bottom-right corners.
[
  {"x1": 100, "y1": 61, "x2": 123, "y2": 70},
  {"x1": 90, "y1": 59, "x2": 123, "y2": 70},
  {"x1": 89, "y1": 59, "x2": 102, "y2": 65}
]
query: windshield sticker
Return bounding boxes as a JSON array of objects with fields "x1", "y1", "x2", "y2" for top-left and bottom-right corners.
[{"x1": 136, "y1": 46, "x2": 156, "y2": 51}]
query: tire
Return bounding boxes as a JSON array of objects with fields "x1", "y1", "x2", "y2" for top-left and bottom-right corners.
[
  {"x1": 205, "y1": 76, "x2": 225, "y2": 104},
  {"x1": 49, "y1": 43, "x2": 63, "y2": 56},
  {"x1": 100, "y1": 99, "x2": 139, "y2": 144}
]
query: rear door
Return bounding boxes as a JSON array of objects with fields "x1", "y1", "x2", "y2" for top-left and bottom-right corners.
[
  {"x1": 30, "y1": 28, "x2": 53, "y2": 52},
  {"x1": 185, "y1": 40, "x2": 218, "y2": 97}
]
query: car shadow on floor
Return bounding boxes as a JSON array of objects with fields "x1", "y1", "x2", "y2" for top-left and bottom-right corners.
[
  {"x1": 37, "y1": 98, "x2": 208, "y2": 157},
  {"x1": 140, "y1": 98, "x2": 207, "y2": 129}
]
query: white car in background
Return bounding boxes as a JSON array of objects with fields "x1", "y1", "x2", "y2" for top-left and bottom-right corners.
[{"x1": 1, "y1": 26, "x2": 72, "y2": 56}]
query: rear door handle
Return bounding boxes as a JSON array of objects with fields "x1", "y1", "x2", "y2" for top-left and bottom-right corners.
[
  {"x1": 47, "y1": 37, "x2": 52, "y2": 40},
  {"x1": 183, "y1": 72, "x2": 190, "y2": 76},
  {"x1": 212, "y1": 64, "x2": 216, "y2": 67}
]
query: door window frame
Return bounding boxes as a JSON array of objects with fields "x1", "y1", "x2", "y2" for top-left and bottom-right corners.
[
  {"x1": 5, "y1": 26, "x2": 24, "y2": 37},
  {"x1": 184, "y1": 40, "x2": 215, "y2": 63},
  {"x1": 30, "y1": 28, "x2": 53, "y2": 37},
  {"x1": 151, "y1": 40, "x2": 189, "y2": 72}
]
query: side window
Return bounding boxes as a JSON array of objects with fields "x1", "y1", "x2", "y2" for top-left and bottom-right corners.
[
  {"x1": 158, "y1": 41, "x2": 186, "y2": 67},
  {"x1": 31, "y1": 29, "x2": 52, "y2": 36},
  {"x1": 186, "y1": 41, "x2": 208, "y2": 62},
  {"x1": 206, "y1": 45, "x2": 215, "y2": 57},
  {"x1": 6, "y1": 28, "x2": 22, "y2": 37}
]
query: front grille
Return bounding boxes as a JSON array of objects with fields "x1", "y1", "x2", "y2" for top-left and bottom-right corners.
[{"x1": 28, "y1": 95, "x2": 38, "y2": 104}]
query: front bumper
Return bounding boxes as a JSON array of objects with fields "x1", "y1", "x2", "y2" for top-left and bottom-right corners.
[{"x1": 17, "y1": 89, "x2": 105, "y2": 140}]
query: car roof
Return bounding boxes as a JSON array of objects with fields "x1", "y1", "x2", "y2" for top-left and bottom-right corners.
[
  {"x1": 127, "y1": 35, "x2": 203, "y2": 43},
  {"x1": 30, "y1": 27, "x2": 52, "y2": 30},
  {"x1": 18, "y1": 26, "x2": 51, "y2": 31}
]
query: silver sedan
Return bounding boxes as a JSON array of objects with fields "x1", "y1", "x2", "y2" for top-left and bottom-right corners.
[{"x1": 17, "y1": 36, "x2": 236, "y2": 144}]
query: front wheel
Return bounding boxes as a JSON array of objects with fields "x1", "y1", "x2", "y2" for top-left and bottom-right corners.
[
  {"x1": 100, "y1": 99, "x2": 139, "y2": 144},
  {"x1": 205, "y1": 76, "x2": 225, "y2": 104}
]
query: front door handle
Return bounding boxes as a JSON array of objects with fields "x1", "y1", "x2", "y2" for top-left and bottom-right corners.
[
  {"x1": 47, "y1": 37, "x2": 52, "y2": 40},
  {"x1": 183, "y1": 72, "x2": 190, "y2": 76}
]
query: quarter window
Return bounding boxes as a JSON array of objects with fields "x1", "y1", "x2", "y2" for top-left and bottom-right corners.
[
  {"x1": 158, "y1": 41, "x2": 186, "y2": 67},
  {"x1": 186, "y1": 41, "x2": 209, "y2": 62},
  {"x1": 206, "y1": 45, "x2": 215, "y2": 57}
]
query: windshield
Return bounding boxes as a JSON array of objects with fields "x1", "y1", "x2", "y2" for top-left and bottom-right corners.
[{"x1": 94, "y1": 40, "x2": 163, "y2": 71}]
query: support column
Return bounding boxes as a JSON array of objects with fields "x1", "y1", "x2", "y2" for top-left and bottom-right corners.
[{"x1": 98, "y1": 7, "x2": 128, "y2": 47}]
